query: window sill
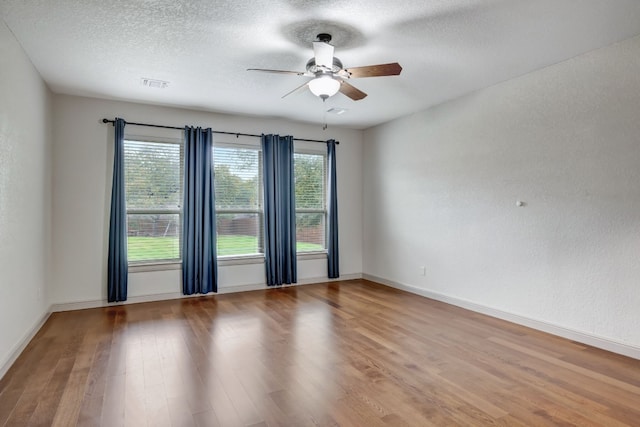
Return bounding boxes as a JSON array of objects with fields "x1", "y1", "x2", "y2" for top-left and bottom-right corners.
[
  {"x1": 297, "y1": 251, "x2": 328, "y2": 261},
  {"x1": 218, "y1": 251, "x2": 327, "y2": 266},
  {"x1": 218, "y1": 254, "x2": 264, "y2": 266},
  {"x1": 129, "y1": 261, "x2": 181, "y2": 273},
  {"x1": 128, "y1": 251, "x2": 328, "y2": 271}
]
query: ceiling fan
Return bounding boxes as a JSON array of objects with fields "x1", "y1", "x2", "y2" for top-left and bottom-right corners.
[{"x1": 248, "y1": 33, "x2": 402, "y2": 101}]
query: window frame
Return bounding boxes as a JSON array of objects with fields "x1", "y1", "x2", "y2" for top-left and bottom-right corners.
[
  {"x1": 123, "y1": 135, "x2": 184, "y2": 268},
  {"x1": 213, "y1": 140, "x2": 264, "y2": 260},
  {"x1": 124, "y1": 137, "x2": 330, "y2": 269},
  {"x1": 293, "y1": 146, "x2": 328, "y2": 255},
  {"x1": 213, "y1": 141, "x2": 329, "y2": 262}
]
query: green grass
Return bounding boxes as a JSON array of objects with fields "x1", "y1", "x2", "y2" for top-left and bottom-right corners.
[
  {"x1": 128, "y1": 235, "x2": 324, "y2": 262},
  {"x1": 217, "y1": 235, "x2": 260, "y2": 256},
  {"x1": 296, "y1": 241, "x2": 324, "y2": 252},
  {"x1": 128, "y1": 236, "x2": 178, "y2": 262}
]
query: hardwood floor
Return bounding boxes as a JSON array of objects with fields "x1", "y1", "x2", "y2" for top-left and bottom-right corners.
[{"x1": 1, "y1": 280, "x2": 639, "y2": 426}]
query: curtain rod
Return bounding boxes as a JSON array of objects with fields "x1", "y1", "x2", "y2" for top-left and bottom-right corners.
[{"x1": 101, "y1": 118, "x2": 337, "y2": 144}]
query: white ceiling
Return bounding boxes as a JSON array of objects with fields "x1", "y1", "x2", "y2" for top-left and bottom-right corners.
[{"x1": 3, "y1": 0, "x2": 640, "y2": 129}]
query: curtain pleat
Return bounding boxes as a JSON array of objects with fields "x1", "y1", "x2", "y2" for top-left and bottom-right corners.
[
  {"x1": 108, "y1": 118, "x2": 128, "y2": 302},
  {"x1": 327, "y1": 139, "x2": 339, "y2": 279},
  {"x1": 182, "y1": 127, "x2": 218, "y2": 294},
  {"x1": 262, "y1": 134, "x2": 297, "y2": 286}
]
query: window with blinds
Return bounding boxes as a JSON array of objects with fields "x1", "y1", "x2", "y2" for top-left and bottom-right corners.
[
  {"x1": 124, "y1": 139, "x2": 183, "y2": 263},
  {"x1": 294, "y1": 152, "x2": 327, "y2": 252},
  {"x1": 213, "y1": 145, "x2": 327, "y2": 257},
  {"x1": 122, "y1": 140, "x2": 327, "y2": 263},
  {"x1": 213, "y1": 145, "x2": 262, "y2": 257}
]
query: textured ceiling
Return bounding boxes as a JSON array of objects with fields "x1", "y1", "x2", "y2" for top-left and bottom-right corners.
[{"x1": 3, "y1": 0, "x2": 640, "y2": 129}]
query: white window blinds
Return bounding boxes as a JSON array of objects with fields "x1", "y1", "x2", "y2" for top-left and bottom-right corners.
[
  {"x1": 124, "y1": 140, "x2": 182, "y2": 263},
  {"x1": 294, "y1": 152, "x2": 327, "y2": 252},
  {"x1": 213, "y1": 145, "x2": 263, "y2": 256}
]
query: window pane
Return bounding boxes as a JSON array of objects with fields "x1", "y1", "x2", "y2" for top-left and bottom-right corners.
[
  {"x1": 127, "y1": 213, "x2": 180, "y2": 262},
  {"x1": 296, "y1": 212, "x2": 325, "y2": 252},
  {"x1": 124, "y1": 139, "x2": 182, "y2": 264},
  {"x1": 295, "y1": 152, "x2": 326, "y2": 252},
  {"x1": 124, "y1": 141, "x2": 182, "y2": 209},
  {"x1": 294, "y1": 153, "x2": 325, "y2": 209},
  {"x1": 217, "y1": 213, "x2": 262, "y2": 256},
  {"x1": 214, "y1": 147, "x2": 259, "y2": 210}
]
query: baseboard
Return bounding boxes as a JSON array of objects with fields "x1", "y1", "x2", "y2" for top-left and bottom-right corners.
[
  {"x1": 0, "y1": 307, "x2": 52, "y2": 380},
  {"x1": 50, "y1": 292, "x2": 188, "y2": 312},
  {"x1": 51, "y1": 273, "x2": 363, "y2": 312},
  {"x1": 363, "y1": 274, "x2": 640, "y2": 360}
]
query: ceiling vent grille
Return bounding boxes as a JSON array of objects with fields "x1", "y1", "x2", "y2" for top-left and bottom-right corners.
[{"x1": 141, "y1": 78, "x2": 169, "y2": 89}]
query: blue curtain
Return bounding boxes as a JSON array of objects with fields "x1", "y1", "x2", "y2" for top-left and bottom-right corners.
[
  {"x1": 108, "y1": 118, "x2": 128, "y2": 302},
  {"x1": 327, "y1": 139, "x2": 339, "y2": 279},
  {"x1": 262, "y1": 134, "x2": 297, "y2": 286},
  {"x1": 182, "y1": 127, "x2": 218, "y2": 294}
]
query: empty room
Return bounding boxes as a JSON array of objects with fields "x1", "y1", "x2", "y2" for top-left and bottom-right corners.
[{"x1": 1, "y1": 0, "x2": 640, "y2": 426}]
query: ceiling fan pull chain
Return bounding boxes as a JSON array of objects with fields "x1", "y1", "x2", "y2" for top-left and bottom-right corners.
[{"x1": 322, "y1": 103, "x2": 328, "y2": 131}]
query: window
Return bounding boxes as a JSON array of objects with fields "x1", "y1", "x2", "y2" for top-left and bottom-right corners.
[
  {"x1": 123, "y1": 139, "x2": 326, "y2": 264},
  {"x1": 213, "y1": 144, "x2": 263, "y2": 257},
  {"x1": 213, "y1": 144, "x2": 327, "y2": 258},
  {"x1": 124, "y1": 139, "x2": 183, "y2": 264},
  {"x1": 294, "y1": 151, "x2": 327, "y2": 253}
]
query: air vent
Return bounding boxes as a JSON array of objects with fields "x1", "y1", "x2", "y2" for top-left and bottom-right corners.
[{"x1": 141, "y1": 78, "x2": 169, "y2": 89}]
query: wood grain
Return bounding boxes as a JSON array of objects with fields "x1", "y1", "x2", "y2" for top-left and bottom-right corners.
[{"x1": 1, "y1": 280, "x2": 639, "y2": 426}]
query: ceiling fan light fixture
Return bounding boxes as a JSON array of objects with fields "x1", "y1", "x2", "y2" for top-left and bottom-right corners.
[{"x1": 308, "y1": 75, "x2": 340, "y2": 100}]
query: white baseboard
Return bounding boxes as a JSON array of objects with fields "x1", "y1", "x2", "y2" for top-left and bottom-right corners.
[
  {"x1": 50, "y1": 292, "x2": 187, "y2": 312},
  {"x1": 0, "y1": 308, "x2": 52, "y2": 380},
  {"x1": 363, "y1": 274, "x2": 640, "y2": 361},
  {"x1": 50, "y1": 273, "x2": 363, "y2": 312}
]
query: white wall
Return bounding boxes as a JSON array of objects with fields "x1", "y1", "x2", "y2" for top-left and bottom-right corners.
[
  {"x1": 364, "y1": 35, "x2": 640, "y2": 351},
  {"x1": 51, "y1": 95, "x2": 362, "y2": 306},
  {"x1": 0, "y1": 21, "x2": 52, "y2": 372}
]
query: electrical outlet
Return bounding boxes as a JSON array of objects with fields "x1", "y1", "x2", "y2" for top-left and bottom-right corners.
[{"x1": 420, "y1": 266, "x2": 426, "y2": 276}]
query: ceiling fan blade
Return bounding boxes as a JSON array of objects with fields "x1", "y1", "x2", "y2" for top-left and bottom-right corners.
[
  {"x1": 282, "y1": 81, "x2": 310, "y2": 99},
  {"x1": 247, "y1": 68, "x2": 307, "y2": 76},
  {"x1": 345, "y1": 62, "x2": 403, "y2": 78},
  {"x1": 313, "y1": 41, "x2": 334, "y2": 69},
  {"x1": 339, "y1": 81, "x2": 367, "y2": 101}
]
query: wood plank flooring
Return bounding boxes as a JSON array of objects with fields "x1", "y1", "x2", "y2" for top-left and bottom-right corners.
[{"x1": 1, "y1": 279, "x2": 639, "y2": 426}]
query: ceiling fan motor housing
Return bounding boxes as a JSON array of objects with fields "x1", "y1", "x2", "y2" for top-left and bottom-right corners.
[{"x1": 306, "y1": 57, "x2": 344, "y2": 75}]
